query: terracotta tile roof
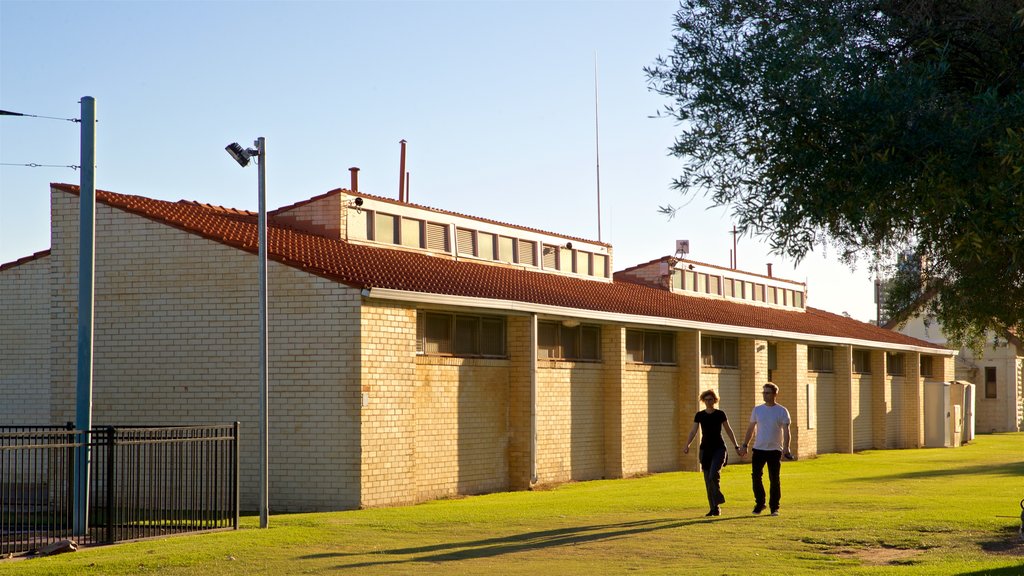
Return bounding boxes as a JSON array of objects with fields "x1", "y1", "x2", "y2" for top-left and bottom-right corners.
[
  {"x1": 49, "y1": 183, "x2": 947, "y2": 351},
  {"x1": 0, "y1": 249, "x2": 51, "y2": 272}
]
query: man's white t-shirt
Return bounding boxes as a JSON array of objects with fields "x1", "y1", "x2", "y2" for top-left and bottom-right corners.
[{"x1": 750, "y1": 404, "x2": 791, "y2": 451}]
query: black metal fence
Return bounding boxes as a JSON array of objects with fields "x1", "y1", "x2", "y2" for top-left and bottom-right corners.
[{"x1": 1, "y1": 423, "x2": 238, "y2": 556}]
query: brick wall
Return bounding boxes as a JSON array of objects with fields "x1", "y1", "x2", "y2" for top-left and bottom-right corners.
[
  {"x1": 535, "y1": 359, "x2": 604, "y2": 484},
  {"x1": 273, "y1": 192, "x2": 345, "y2": 240},
  {"x1": 834, "y1": 346, "x2": 854, "y2": 453},
  {"x1": 48, "y1": 189, "x2": 363, "y2": 512},
  {"x1": 507, "y1": 315, "x2": 532, "y2": 489},
  {"x1": 677, "y1": 331, "x2": 701, "y2": 471},
  {"x1": 773, "y1": 342, "x2": 809, "y2": 456},
  {"x1": 413, "y1": 356, "x2": 511, "y2": 500},
  {"x1": 359, "y1": 301, "x2": 417, "y2": 507},
  {"x1": 0, "y1": 255, "x2": 51, "y2": 424}
]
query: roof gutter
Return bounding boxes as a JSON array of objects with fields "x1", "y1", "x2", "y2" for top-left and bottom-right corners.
[{"x1": 366, "y1": 287, "x2": 955, "y2": 356}]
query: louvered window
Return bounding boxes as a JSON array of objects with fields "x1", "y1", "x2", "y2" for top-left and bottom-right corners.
[
  {"x1": 701, "y1": 336, "x2": 738, "y2": 368},
  {"x1": 723, "y1": 278, "x2": 735, "y2": 297},
  {"x1": 626, "y1": 329, "x2": 676, "y2": 364},
  {"x1": 886, "y1": 352, "x2": 905, "y2": 376},
  {"x1": 537, "y1": 321, "x2": 600, "y2": 361},
  {"x1": 517, "y1": 239, "x2": 536, "y2": 266},
  {"x1": 920, "y1": 356, "x2": 934, "y2": 377},
  {"x1": 852, "y1": 349, "x2": 871, "y2": 373},
  {"x1": 542, "y1": 244, "x2": 558, "y2": 269},
  {"x1": 425, "y1": 222, "x2": 449, "y2": 252},
  {"x1": 672, "y1": 270, "x2": 683, "y2": 289},
  {"x1": 808, "y1": 346, "x2": 834, "y2": 372},
  {"x1": 417, "y1": 311, "x2": 506, "y2": 358},
  {"x1": 456, "y1": 228, "x2": 475, "y2": 256}
]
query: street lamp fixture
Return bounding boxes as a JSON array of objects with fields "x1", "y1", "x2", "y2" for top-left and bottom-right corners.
[{"x1": 225, "y1": 137, "x2": 269, "y2": 529}]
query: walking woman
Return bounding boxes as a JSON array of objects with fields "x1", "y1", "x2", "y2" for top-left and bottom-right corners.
[{"x1": 684, "y1": 389, "x2": 741, "y2": 516}]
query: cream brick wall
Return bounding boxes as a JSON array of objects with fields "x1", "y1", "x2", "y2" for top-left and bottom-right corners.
[
  {"x1": 700, "y1": 367, "x2": 740, "y2": 459},
  {"x1": 834, "y1": 346, "x2": 854, "y2": 453},
  {"x1": 48, "y1": 189, "x2": 363, "y2": 513},
  {"x1": 535, "y1": 359, "x2": 604, "y2": 484},
  {"x1": 0, "y1": 256, "x2": 51, "y2": 425},
  {"x1": 852, "y1": 373, "x2": 873, "y2": 450},
  {"x1": 506, "y1": 315, "x2": 533, "y2": 489},
  {"x1": 870, "y1": 350, "x2": 889, "y2": 449},
  {"x1": 808, "y1": 370, "x2": 837, "y2": 454},
  {"x1": 413, "y1": 356, "x2": 511, "y2": 500},
  {"x1": 677, "y1": 331, "x2": 701, "y2": 471},
  {"x1": 773, "y1": 342, "x2": 810, "y2": 457},
  {"x1": 732, "y1": 338, "x2": 767, "y2": 461},
  {"x1": 274, "y1": 193, "x2": 345, "y2": 240},
  {"x1": 602, "y1": 326, "x2": 624, "y2": 478},
  {"x1": 359, "y1": 301, "x2": 417, "y2": 507}
]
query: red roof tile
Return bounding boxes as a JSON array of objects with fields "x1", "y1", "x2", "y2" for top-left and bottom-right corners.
[
  {"x1": 49, "y1": 184, "x2": 946, "y2": 351},
  {"x1": 0, "y1": 249, "x2": 51, "y2": 272}
]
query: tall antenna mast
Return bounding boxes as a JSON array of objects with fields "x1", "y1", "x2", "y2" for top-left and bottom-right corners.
[{"x1": 594, "y1": 51, "x2": 603, "y2": 242}]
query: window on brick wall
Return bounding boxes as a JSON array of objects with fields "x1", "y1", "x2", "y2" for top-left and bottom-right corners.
[
  {"x1": 701, "y1": 336, "x2": 738, "y2": 368},
  {"x1": 985, "y1": 366, "x2": 997, "y2": 398},
  {"x1": 537, "y1": 321, "x2": 600, "y2": 361},
  {"x1": 416, "y1": 311, "x2": 506, "y2": 358},
  {"x1": 852, "y1": 349, "x2": 872, "y2": 374},
  {"x1": 626, "y1": 330, "x2": 676, "y2": 364},
  {"x1": 886, "y1": 352, "x2": 905, "y2": 376},
  {"x1": 920, "y1": 355, "x2": 934, "y2": 378},
  {"x1": 807, "y1": 346, "x2": 834, "y2": 372}
]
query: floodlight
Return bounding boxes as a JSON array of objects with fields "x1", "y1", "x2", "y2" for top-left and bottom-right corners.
[{"x1": 225, "y1": 142, "x2": 254, "y2": 167}]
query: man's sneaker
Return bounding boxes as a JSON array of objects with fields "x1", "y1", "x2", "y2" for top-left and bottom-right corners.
[
  {"x1": 752, "y1": 504, "x2": 766, "y2": 514},
  {"x1": 770, "y1": 509, "x2": 780, "y2": 516},
  {"x1": 704, "y1": 508, "x2": 721, "y2": 517}
]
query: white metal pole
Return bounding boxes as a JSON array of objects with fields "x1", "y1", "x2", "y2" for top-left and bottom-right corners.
[{"x1": 256, "y1": 137, "x2": 269, "y2": 529}]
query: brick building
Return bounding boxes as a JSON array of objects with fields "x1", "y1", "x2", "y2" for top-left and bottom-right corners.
[{"x1": 0, "y1": 182, "x2": 955, "y2": 512}]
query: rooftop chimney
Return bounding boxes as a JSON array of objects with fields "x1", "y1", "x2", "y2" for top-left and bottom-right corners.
[
  {"x1": 349, "y1": 167, "x2": 359, "y2": 193},
  {"x1": 767, "y1": 263, "x2": 773, "y2": 277}
]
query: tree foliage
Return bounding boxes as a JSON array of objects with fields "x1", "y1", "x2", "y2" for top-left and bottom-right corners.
[{"x1": 646, "y1": 0, "x2": 1024, "y2": 348}]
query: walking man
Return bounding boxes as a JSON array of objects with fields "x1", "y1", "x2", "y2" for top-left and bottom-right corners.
[{"x1": 738, "y1": 382, "x2": 792, "y2": 516}]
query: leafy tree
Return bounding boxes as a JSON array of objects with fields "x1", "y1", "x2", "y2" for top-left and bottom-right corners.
[{"x1": 645, "y1": 0, "x2": 1024, "y2": 350}]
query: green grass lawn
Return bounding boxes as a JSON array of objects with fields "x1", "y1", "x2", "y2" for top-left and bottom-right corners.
[{"x1": 3, "y1": 433, "x2": 1023, "y2": 575}]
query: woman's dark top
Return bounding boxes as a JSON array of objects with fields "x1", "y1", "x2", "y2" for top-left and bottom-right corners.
[{"x1": 694, "y1": 409, "x2": 728, "y2": 450}]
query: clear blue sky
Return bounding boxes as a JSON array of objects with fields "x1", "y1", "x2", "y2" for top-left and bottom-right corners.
[{"x1": 0, "y1": 0, "x2": 879, "y2": 321}]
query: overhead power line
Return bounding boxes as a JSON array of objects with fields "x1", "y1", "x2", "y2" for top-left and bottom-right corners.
[{"x1": 0, "y1": 109, "x2": 80, "y2": 122}]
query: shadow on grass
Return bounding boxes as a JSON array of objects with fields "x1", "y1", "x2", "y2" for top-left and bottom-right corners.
[
  {"x1": 303, "y1": 516, "x2": 743, "y2": 569},
  {"x1": 840, "y1": 461, "x2": 1024, "y2": 482}
]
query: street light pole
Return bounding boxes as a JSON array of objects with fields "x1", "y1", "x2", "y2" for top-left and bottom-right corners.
[
  {"x1": 225, "y1": 137, "x2": 268, "y2": 529},
  {"x1": 256, "y1": 137, "x2": 268, "y2": 530},
  {"x1": 74, "y1": 96, "x2": 96, "y2": 536}
]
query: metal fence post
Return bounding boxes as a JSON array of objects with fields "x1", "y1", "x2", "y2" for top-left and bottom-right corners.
[
  {"x1": 233, "y1": 421, "x2": 240, "y2": 530},
  {"x1": 105, "y1": 427, "x2": 115, "y2": 544}
]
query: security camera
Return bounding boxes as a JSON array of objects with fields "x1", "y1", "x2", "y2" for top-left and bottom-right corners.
[
  {"x1": 565, "y1": 242, "x2": 573, "y2": 250},
  {"x1": 354, "y1": 197, "x2": 364, "y2": 207}
]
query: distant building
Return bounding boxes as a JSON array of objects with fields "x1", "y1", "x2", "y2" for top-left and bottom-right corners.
[
  {"x1": 0, "y1": 180, "x2": 954, "y2": 512},
  {"x1": 895, "y1": 314, "x2": 1022, "y2": 434}
]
